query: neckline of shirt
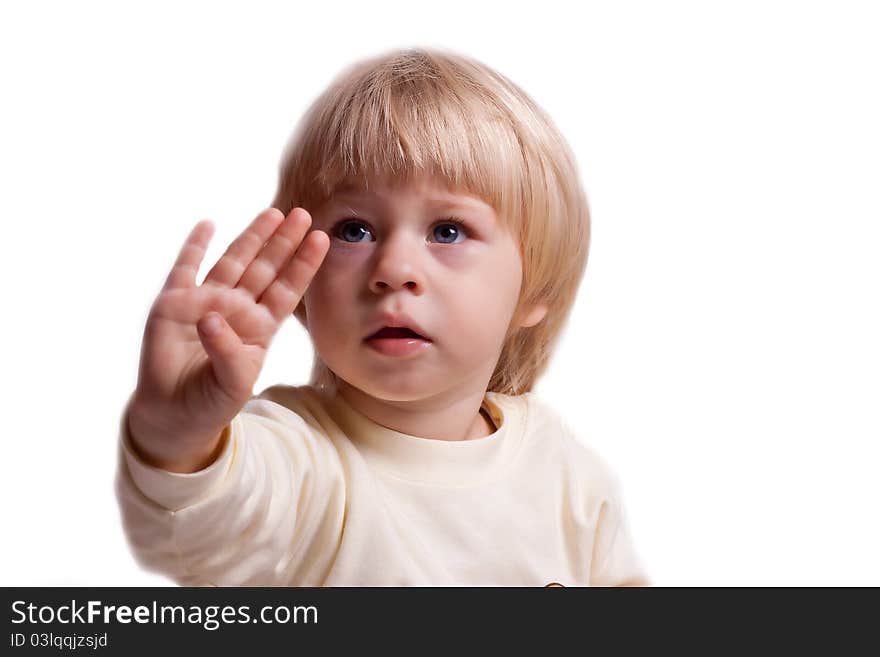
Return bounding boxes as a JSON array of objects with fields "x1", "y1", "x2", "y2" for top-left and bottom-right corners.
[{"x1": 320, "y1": 388, "x2": 527, "y2": 486}]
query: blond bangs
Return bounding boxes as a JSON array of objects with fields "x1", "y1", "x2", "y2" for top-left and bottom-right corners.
[{"x1": 276, "y1": 50, "x2": 537, "y2": 230}]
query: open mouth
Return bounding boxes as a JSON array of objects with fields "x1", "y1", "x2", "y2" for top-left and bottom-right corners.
[{"x1": 366, "y1": 327, "x2": 429, "y2": 341}]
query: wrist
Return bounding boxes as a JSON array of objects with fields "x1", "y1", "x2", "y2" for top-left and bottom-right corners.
[{"x1": 126, "y1": 407, "x2": 229, "y2": 474}]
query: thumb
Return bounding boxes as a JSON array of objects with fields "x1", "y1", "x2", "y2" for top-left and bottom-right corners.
[{"x1": 197, "y1": 312, "x2": 253, "y2": 401}]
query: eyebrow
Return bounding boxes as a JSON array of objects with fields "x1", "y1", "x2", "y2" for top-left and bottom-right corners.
[{"x1": 331, "y1": 188, "x2": 490, "y2": 213}]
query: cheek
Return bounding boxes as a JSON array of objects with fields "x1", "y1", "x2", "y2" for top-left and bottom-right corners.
[
  {"x1": 442, "y1": 257, "x2": 522, "y2": 338},
  {"x1": 310, "y1": 246, "x2": 369, "y2": 291},
  {"x1": 304, "y1": 247, "x2": 368, "y2": 323},
  {"x1": 321, "y1": 240, "x2": 364, "y2": 264},
  {"x1": 469, "y1": 243, "x2": 522, "y2": 298},
  {"x1": 431, "y1": 242, "x2": 481, "y2": 268}
]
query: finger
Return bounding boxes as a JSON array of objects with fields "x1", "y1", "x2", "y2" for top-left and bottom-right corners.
[
  {"x1": 196, "y1": 312, "x2": 255, "y2": 402},
  {"x1": 163, "y1": 220, "x2": 215, "y2": 290},
  {"x1": 202, "y1": 208, "x2": 285, "y2": 288},
  {"x1": 236, "y1": 208, "x2": 312, "y2": 300},
  {"x1": 259, "y1": 229, "x2": 330, "y2": 323}
]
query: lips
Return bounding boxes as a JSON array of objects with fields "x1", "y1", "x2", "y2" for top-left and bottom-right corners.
[
  {"x1": 364, "y1": 312, "x2": 433, "y2": 342},
  {"x1": 368, "y1": 327, "x2": 427, "y2": 340},
  {"x1": 364, "y1": 325, "x2": 433, "y2": 357}
]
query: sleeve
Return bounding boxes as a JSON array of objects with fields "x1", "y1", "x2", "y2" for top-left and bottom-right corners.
[
  {"x1": 589, "y1": 474, "x2": 650, "y2": 587},
  {"x1": 115, "y1": 398, "x2": 347, "y2": 586}
]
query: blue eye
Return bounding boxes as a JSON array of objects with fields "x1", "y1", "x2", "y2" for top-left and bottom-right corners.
[
  {"x1": 332, "y1": 217, "x2": 469, "y2": 244},
  {"x1": 432, "y1": 221, "x2": 466, "y2": 244},
  {"x1": 336, "y1": 220, "x2": 374, "y2": 243}
]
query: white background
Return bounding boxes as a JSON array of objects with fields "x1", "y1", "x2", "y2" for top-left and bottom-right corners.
[{"x1": 1, "y1": 0, "x2": 877, "y2": 586}]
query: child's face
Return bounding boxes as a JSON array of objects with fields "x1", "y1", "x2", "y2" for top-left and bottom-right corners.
[{"x1": 303, "y1": 174, "x2": 545, "y2": 402}]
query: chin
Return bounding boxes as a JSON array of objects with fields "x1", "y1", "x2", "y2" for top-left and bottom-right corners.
[{"x1": 336, "y1": 370, "x2": 441, "y2": 403}]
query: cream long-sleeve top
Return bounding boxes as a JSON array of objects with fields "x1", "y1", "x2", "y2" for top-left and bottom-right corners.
[{"x1": 116, "y1": 385, "x2": 649, "y2": 586}]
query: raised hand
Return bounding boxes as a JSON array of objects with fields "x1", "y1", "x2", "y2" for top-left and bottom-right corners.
[{"x1": 127, "y1": 207, "x2": 330, "y2": 473}]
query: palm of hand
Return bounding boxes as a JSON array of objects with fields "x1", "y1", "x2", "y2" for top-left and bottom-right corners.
[
  {"x1": 143, "y1": 285, "x2": 276, "y2": 406},
  {"x1": 135, "y1": 207, "x2": 330, "y2": 429}
]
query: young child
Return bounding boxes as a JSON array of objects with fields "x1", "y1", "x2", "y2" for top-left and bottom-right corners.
[{"x1": 116, "y1": 47, "x2": 649, "y2": 586}]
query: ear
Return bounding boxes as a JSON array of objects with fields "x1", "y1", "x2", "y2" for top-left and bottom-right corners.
[{"x1": 518, "y1": 303, "x2": 548, "y2": 329}]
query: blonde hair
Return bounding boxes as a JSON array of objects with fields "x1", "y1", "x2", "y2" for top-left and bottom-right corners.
[{"x1": 272, "y1": 47, "x2": 591, "y2": 395}]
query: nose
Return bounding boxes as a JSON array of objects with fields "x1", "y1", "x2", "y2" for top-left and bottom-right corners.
[{"x1": 368, "y1": 231, "x2": 425, "y2": 295}]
